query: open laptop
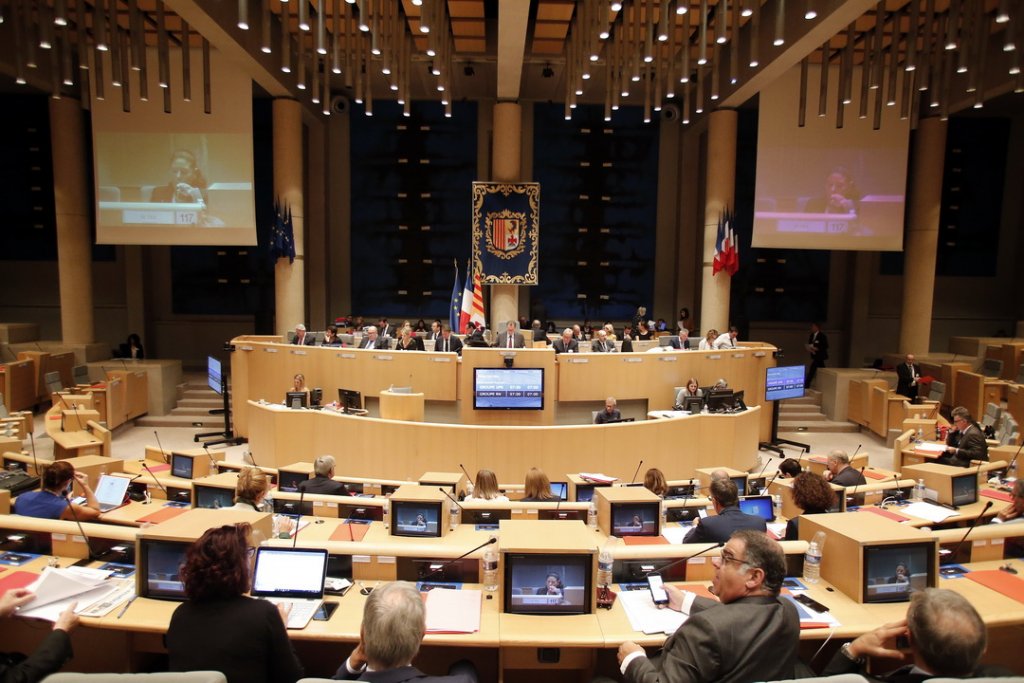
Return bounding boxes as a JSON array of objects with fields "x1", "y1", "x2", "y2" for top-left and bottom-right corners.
[
  {"x1": 738, "y1": 495, "x2": 775, "y2": 522},
  {"x1": 250, "y1": 547, "x2": 328, "y2": 629},
  {"x1": 93, "y1": 474, "x2": 132, "y2": 513}
]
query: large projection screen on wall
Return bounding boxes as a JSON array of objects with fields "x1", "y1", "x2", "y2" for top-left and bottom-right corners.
[
  {"x1": 92, "y1": 48, "x2": 257, "y2": 246},
  {"x1": 752, "y1": 64, "x2": 910, "y2": 252}
]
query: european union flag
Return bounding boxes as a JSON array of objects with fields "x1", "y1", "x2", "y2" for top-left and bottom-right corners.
[
  {"x1": 449, "y1": 260, "x2": 463, "y2": 333},
  {"x1": 270, "y1": 198, "x2": 295, "y2": 263}
]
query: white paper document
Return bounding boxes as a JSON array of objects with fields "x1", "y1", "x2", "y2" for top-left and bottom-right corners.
[
  {"x1": 424, "y1": 588, "x2": 482, "y2": 633},
  {"x1": 901, "y1": 501, "x2": 958, "y2": 523},
  {"x1": 913, "y1": 442, "x2": 947, "y2": 454},
  {"x1": 618, "y1": 589, "x2": 688, "y2": 635},
  {"x1": 661, "y1": 524, "x2": 691, "y2": 545}
]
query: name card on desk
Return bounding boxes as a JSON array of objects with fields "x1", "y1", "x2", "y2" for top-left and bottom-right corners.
[
  {"x1": 432, "y1": 357, "x2": 453, "y2": 363},
  {"x1": 732, "y1": 353, "x2": 745, "y2": 359},
  {"x1": 337, "y1": 353, "x2": 356, "y2": 359},
  {"x1": 659, "y1": 357, "x2": 678, "y2": 362},
  {"x1": 753, "y1": 351, "x2": 767, "y2": 357},
  {"x1": 707, "y1": 354, "x2": 721, "y2": 360},
  {"x1": 373, "y1": 355, "x2": 394, "y2": 361},
  {"x1": 567, "y1": 358, "x2": 589, "y2": 363},
  {"x1": 353, "y1": 555, "x2": 371, "y2": 564},
  {"x1": 378, "y1": 556, "x2": 396, "y2": 564},
  {"x1": 291, "y1": 350, "x2": 307, "y2": 356},
  {"x1": 624, "y1": 357, "x2": 643, "y2": 363},
  {"x1": 263, "y1": 348, "x2": 278, "y2": 354},
  {"x1": 239, "y1": 345, "x2": 254, "y2": 351}
]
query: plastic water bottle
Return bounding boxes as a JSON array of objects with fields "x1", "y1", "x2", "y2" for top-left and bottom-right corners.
[
  {"x1": 483, "y1": 541, "x2": 499, "y2": 591},
  {"x1": 915, "y1": 427, "x2": 924, "y2": 444},
  {"x1": 913, "y1": 479, "x2": 926, "y2": 502},
  {"x1": 587, "y1": 502, "x2": 598, "y2": 530},
  {"x1": 450, "y1": 502, "x2": 460, "y2": 530},
  {"x1": 803, "y1": 531, "x2": 826, "y2": 584},
  {"x1": 381, "y1": 498, "x2": 390, "y2": 528},
  {"x1": 597, "y1": 544, "x2": 614, "y2": 586},
  {"x1": 661, "y1": 501, "x2": 669, "y2": 528},
  {"x1": 1008, "y1": 459, "x2": 1018, "y2": 481},
  {"x1": 773, "y1": 494, "x2": 782, "y2": 521}
]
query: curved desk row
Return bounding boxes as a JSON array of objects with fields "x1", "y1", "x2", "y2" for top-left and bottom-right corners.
[{"x1": 245, "y1": 400, "x2": 763, "y2": 481}]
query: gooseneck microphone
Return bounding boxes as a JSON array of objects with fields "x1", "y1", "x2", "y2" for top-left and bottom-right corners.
[
  {"x1": 847, "y1": 466, "x2": 867, "y2": 506},
  {"x1": 643, "y1": 543, "x2": 722, "y2": 577},
  {"x1": 419, "y1": 537, "x2": 498, "y2": 582},
  {"x1": 63, "y1": 497, "x2": 98, "y2": 562},
  {"x1": 153, "y1": 430, "x2": 169, "y2": 464},
  {"x1": 753, "y1": 457, "x2": 773, "y2": 493},
  {"x1": 142, "y1": 463, "x2": 169, "y2": 496},
  {"x1": 292, "y1": 489, "x2": 306, "y2": 548},
  {"x1": 629, "y1": 460, "x2": 644, "y2": 485},
  {"x1": 947, "y1": 501, "x2": 994, "y2": 562}
]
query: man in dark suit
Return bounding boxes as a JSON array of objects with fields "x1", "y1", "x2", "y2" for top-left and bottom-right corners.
[
  {"x1": 292, "y1": 323, "x2": 316, "y2": 346},
  {"x1": 591, "y1": 329, "x2": 616, "y2": 352},
  {"x1": 806, "y1": 322, "x2": 829, "y2": 388},
  {"x1": 552, "y1": 328, "x2": 579, "y2": 355},
  {"x1": 665, "y1": 330, "x2": 691, "y2": 350},
  {"x1": 377, "y1": 318, "x2": 392, "y2": 339},
  {"x1": 427, "y1": 320, "x2": 443, "y2": 341},
  {"x1": 896, "y1": 353, "x2": 922, "y2": 398},
  {"x1": 617, "y1": 530, "x2": 799, "y2": 683},
  {"x1": 938, "y1": 406, "x2": 988, "y2": 467},
  {"x1": 333, "y1": 581, "x2": 477, "y2": 682},
  {"x1": 822, "y1": 588, "x2": 995, "y2": 683},
  {"x1": 299, "y1": 455, "x2": 349, "y2": 495},
  {"x1": 683, "y1": 479, "x2": 767, "y2": 543},
  {"x1": 436, "y1": 323, "x2": 463, "y2": 355},
  {"x1": 495, "y1": 321, "x2": 525, "y2": 349},
  {"x1": 530, "y1": 320, "x2": 551, "y2": 346},
  {"x1": 594, "y1": 397, "x2": 621, "y2": 424},
  {"x1": 826, "y1": 449, "x2": 867, "y2": 486},
  {"x1": 359, "y1": 326, "x2": 389, "y2": 350}
]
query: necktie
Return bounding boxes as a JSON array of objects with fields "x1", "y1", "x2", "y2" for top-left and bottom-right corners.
[
  {"x1": 444, "y1": 339, "x2": 449, "y2": 352},
  {"x1": 508, "y1": 335, "x2": 513, "y2": 349}
]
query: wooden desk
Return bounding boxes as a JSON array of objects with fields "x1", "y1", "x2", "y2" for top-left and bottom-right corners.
[
  {"x1": 379, "y1": 389, "x2": 425, "y2": 422},
  {"x1": 89, "y1": 359, "x2": 181, "y2": 417},
  {"x1": 0, "y1": 359, "x2": 37, "y2": 411}
]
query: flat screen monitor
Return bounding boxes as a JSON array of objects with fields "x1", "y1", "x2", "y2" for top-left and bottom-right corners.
[
  {"x1": 665, "y1": 506, "x2": 701, "y2": 522},
  {"x1": 277, "y1": 470, "x2": 308, "y2": 493},
  {"x1": 140, "y1": 539, "x2": 189, "y2": 600},
  {"x1": 504, "y1": 553, "x2": 593, "y2": 615},
  {"x1": 338, "y1": 503, "x2": 384, "y2": 522},
  {"x1": 828, "y1": 493, "x2": 848, "y2": 513},
  {"x1": 551, "y1": 483, "x2": 568, "y2": 501},
  {"x1": 273, "y1": 498, "x2": 312, "y2": 515},
  {"x1": 473, "y1": 368, "x2": 544, "y2": 410},
  {"x1": 310, "y1": 388, "x2": 323, "y2": 407},
  {"x1": 193, "y1": 485, "x2": 235, "y2": 509},
  {"x1": 575, "y1": 485, "x2": 595, "y2": 503},
  {"x1": 391, "y1": 501, "x2": 442, "y2": 538},
  {"x1": 747, "y1": 476, "x2": 767, "y2": 495},
  {"x1": 733, "y1": 390, "x2": 746, "y2": 409},
  {"x1": 461, "y1": 508, "x2": 512, "y2": 525},
  {"x1": 538, "y1": 509, "x2": 585, "y2": 521},
  {"x1": 862, "y1": 542, "x2": 935, "y2": 603},
  {"x1": 665, "y1": 484, "x2": 696, "y2": 499},
  {"x1": 207, "y1": 356, "x2": 223, "y2": 395},
  {"x1": 338, "y1": 480, "x2": 365, "y2": 494},
  {"x1": 285, "y1": 391, "x2": 308, "y2": 409},
  {"x1": 170, "y1": 453, "x2": 194, "y2": 480},
  {"x1": 731, "y1": 476, "x2": 747, "y2": 497},
  {"x1": 611, "y1": 502, "x2": 660, "y2": 537},
  {"x1": 951, "y1": 473, "x2": 978, "y2": 507},
  {"x1": 338, "y1": 388, "x2": 363, "y2": 413},
  {"x1": 682, "y1": 396, "x2": 703, "y2": 413},
  {"x1": 765, "y1": 365, "x2": 806, "y2": 401},
  {"x1": 327, "y1": 554, "x2": 353, "y2": 580},
  {"x1": 738, "y1": 495, "x2": 775, "y2": 522},
  {"x1": 706, "y1": 390, "x2": 736, "y2": 412}
]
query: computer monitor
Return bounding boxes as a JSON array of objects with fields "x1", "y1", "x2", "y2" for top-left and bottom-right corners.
[
  {"x1": 862, "y1": 542, "x2": 935, "y2": 603},
  {"x1": 611, "y1": 502, "x2": 660, "y2": 537},
  {"x1": 951, "y1": 473, "x2": 978, "y2": 507},
  {"x1": 338, "y1": 388, "x2": 363, "y2": 413},
  {"x1": 338, "y1": 503, "x2": 384, "y2": 522},
  {"x1": 616, "y1": 558, "x2": 687, "y2": 584},
  {"x1": 327, "y1": 554, "x2": 354, "y2": 581},
  {"x1": 504, "y1": 553, "x2": 593, "y2": 615},
  {"x1": 731, "y1": 476, "x2": 747, "y2": 497},
  {"x1": 337, "y1": 480, "x2": 365, "y2": 494},
  {"x1": 550, "y1": 482, "x2": 568, "y2": 501},
  {"x1": 706, "y1": 389, "x2": 736, "y2": 412},
  {"x1": 765, "y1": 365, "x2": 806, "y2": 401},
  {"x1": 747, "y1": 476, "x2": 767, "y2": 495},
  {"x1": 665, "y1": 484, "x2": 696, "y2": 499},
  {"x1": 277, "y1": 470, "x2": 309, "y2": 493},
  {"x1": 537, "y1": 509, "x2": 585, "y2": 521},
  {"x1": 167, "y1": 487, "x2": 192, "y2": 505},
  {"x1": 139, "y1": 539, "x2": 189, "y2": 600},
  {"x1": 738, "y1": 495, "x2": 775, "y2": 522},
  {"x1": 733, "y1": 390, "x2": 746, "y2": 409},
  {"x1": 575, "y1": 485, "x2": 595, "y2": 503},
  {"x1": 682, "y1": 396, "x2": 703, "y2": 413},
  {"x1": 461, "y1": 508, "x2": 512, "y2": 525},
  {"x1": 193, "y1": 485, "x2": 235, "y2": 509},
  {"x1": 207, "y1": 355, "x2": 223, "y2": 395},
  {"x1": 828, "y1": 491, "x2": 848, "y2": 513},
  {"x1": 473, "y1": 367, "x2": 544, "y2": 410},
  {"x1": 310, "y1": 388, "x2": 323, "y2": 407},
  {"x1": 285, "y1": 391, "x2": 308, "y2": 409},
  {"x1": 273, "y1": 498, "x2": 313, "y2": 515},
  {"x1": 170, "y1": 453, "x2": 194, "y2": 480},
  {"x1": 391, "y1": 500, "x2": 442, "y2": 538},
  {"x1": 665, "y1": 506, "x2": 701, "y2": 523}
]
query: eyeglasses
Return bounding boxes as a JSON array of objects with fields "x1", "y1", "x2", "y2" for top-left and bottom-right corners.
[
  {"x1": 246, "y1": 546, "x2": 258, "y2": 558},
  {"x1": 713, "y1": 550, "x2": 750, "y2": 569}
]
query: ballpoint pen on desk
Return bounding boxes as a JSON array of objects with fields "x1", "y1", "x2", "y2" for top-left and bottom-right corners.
[{"x1": 117, "y1": 595, "x2": 138, "y2": 619}]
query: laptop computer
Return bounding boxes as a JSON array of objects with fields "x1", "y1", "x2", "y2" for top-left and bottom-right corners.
[
  {"x1": 250, "y1": 546, "x2": 328, "y2": 629},
  {"x1": 93, "y1": 474, "x2": 132, "y2": 513},
  {"x1": 738, "y1": 495, "x2": 776, "y2": 522}
]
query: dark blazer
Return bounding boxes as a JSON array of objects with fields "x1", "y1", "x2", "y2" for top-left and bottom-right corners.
[
  {"x1": 590, "y1": 339, "x2": 616, "y2": 353},
  {"x1": 667, "y1": 337, "x2": 691, "y2": 350},
  {"x1": 435, "y1": 335, "x2": 463, "y2": 355},
  {"x1": 293, "y1": 332, "x2": 316, "y2": 346},
  {"x1": 298, "y1": 475, "x2": 349, "y2": 496},
  {"x1": 0, "y1": 629, "x2": 73, "y2": 683},
  {"x1": 895, "y1": 362, "x2": 922, "y2": 398},
  {"x1": 532, "y1": 328, "x2": 551, "y2": 345},
  {"x1": 396, "y1": 337, "x2": 425, "y2": 351},
  {"x1": 495, "y1": 332, "x2": 526, "y2": 348},
  {"x1": 821, "y1": 650, "x2": 1014, "y2": 683},
  {"x1": 594, "y1": 409, "x2": 621, "y2": 424},
  {"x1": 360, "y1": 337, "x2": 389, "y2": 350},
  {"x1": 322, "y1": 335, "x2": 343, "y2": 347},
  {"x1": 808, "y1": 330, "x2": 829, "y2": 361},
  {"x1": 334, "y1": 664, "x2": 476, "y2": 682},
  {"x1": 623, "y1": 594, "x2": 799, "y2": 683},
  {"x1": 831, "y1": 465, "x2": 867, "y2": 488},
  {"x1": 552, "y1": 338, "x2": 579, "y2": 354},
  {"x1": 683, "y1": 505, "x2": 767, "y2": 544},
  {"x1": 941, "y1": 422, "x2": 989, "y2": 466}
]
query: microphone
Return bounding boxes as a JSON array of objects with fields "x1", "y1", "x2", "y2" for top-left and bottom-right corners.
[
  {"x1": 1004, "y1": 441, "x2": 1023, "y2": 481},
  {"x1": 846, "y1": 466, "x2": 867, "y2": 506},
  {"x1": 890, "y1": 474, "x2": 904, "y2": 504},
  {"x1": 459, "y1": 463, "x2": 473, "y2": 483},
  {"x1": 28, "y1": 433, "x2": 41, "y2": 479},
  {"x1": 63, "y1": 497, "x2": 98, "y2": 561},
  {"x1": 946, "y1": 501, "x2": 994, "y2": 562},
  {"x1": 752, "y1": 457, "x2": 773, "y2": 493},
  {"x1": 246, "y1": 449, "x2": 260, "y2": 469},
  {"x1": 643, "y1": 543, "x2": 722, "y2": 577},
  {"x1": 292, "y1": 489, "x2": 306, "y2": 548},
  {"x1": 629, "y1": 460, "x2": 644, "y2": 485},
  {"x1": 438, "y1": 487, "x2": 461, "y2": 524},
  {"x1": 153, "y1": 430, "x2": 170, "y2": 464},
  {"x1": 142, "y1": 463, "x2": 169, "y2": 497},
  {"x1": 202, "y1": 444, "x2": 219, "y2": 472},
  {"x1": 551, "y1": 483, "x2": 570, "y2": 519},
  {"x1": 419, "y1": 537, "x2": 498, "y2": 582},
  {"x1": 851, "y1": 444, "x2": 862, "y2": 459}
]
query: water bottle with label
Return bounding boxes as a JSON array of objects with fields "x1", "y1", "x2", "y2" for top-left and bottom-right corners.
[
  {"x1": 803, "y1": 531, "x2": 826, "y2": 584},
  {"x1": 1007, "y1": 459, "x2": 1018, "y2": 482},
  {"x1": 913, "y1": 478, "x2": 926, "y2": 502},
  {"x1": 381, "y1": 498, "x2": 390, "y2": 528},
  {"x1": 915, "y1": 427, "x2": 923, "y2": 444},
  {"x1": 773, "y1": 494, "x2": 782, "y2": 521},
  {"x1": 483, "y1": 540, "x2": 499, "y2": 591},
  {"x1": 450, "y1": 502, "x2": 460, "y2": 530},
  {"x1": 587, "y1": 502, "x2": 598, "y2": 530},
  {"x1": 597, "y1": 543, "x2": 614, "y2": 586}
]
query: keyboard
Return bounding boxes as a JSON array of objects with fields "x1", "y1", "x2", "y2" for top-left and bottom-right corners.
[{"x1": 269, "y1": 598, "x2": 321, "y2": 629}]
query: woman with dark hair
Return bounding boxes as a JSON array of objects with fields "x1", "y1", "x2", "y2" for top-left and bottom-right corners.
[
  {"x1": 151, "y1": 149, "x2": 208, "y2": 204},
  {"x1": 785, "y1": 472, "x2": 837, "y2": 541},
  {"x1": 777, "y1": 458, "x2": 803, "y2": 479},
  {"x1": 167, "y1": 523, "x2": 303, "y2": 683},
  {"x1": 125, "y1": 333, "x2": 144, "y2": 360},
  {"x1": 537, "y1": 572, "x2": 564, "y2": 598},
  {"x1": 521, "y1": 468, "x2": 555, "y2": 502},
  {"x1": 13, "y1": 461, "x2": 101, "y2": 521}
]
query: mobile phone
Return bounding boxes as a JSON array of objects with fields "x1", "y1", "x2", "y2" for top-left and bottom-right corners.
[
  {"x1": 647, "y1": 574, "x2": 669, "y2": 606},
  {"x1": 793, "y1": 593, "x2": 829, "y2": 613},
  {"x1": 313, "y1": 602, "x2": 339, "y2": 621}
]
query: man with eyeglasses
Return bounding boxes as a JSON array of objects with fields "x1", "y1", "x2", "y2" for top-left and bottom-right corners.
[
  {"x1": 683, "y1": 478, "x2": 767, "y2": 544},
  {"x1": 616, "y1": 530, "x2": 799, "y2": 683},
  {"x1": 938, "y1": 406, "x2": 988, "y2": 468}
]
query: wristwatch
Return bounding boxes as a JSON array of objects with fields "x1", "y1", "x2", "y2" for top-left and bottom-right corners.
[{"x1": 840, "y1": 642, "x2": 865, "y2": 666}]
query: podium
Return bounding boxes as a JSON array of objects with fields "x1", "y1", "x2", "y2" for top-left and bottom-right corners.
[{"x1": 379, "y1": 389, "x2": 425, "y2": 422}]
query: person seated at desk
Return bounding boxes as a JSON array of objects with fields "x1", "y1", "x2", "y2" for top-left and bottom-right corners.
[
  {"x1": 521, "y1": 467, "x2": 556, "y2": 502},
  {"x1": 291, "y1": 323, "x2": 315, "y2": 346},
  {"x1": 825, "y1": 449, "x2": 866, "y2": 487},
  {"x1": 410, "y1": 514, "x2": 427, "y2": 531},
  {"x1": 167, "y1": 523, "x2": 304, "y2": 683},
  {"x1": 321, "y1": 324, "x2": 343, "y2": 347},
  {"x1": 427, "y1": 319, "x2": 443, "y2": 341},
  {"x1": 579, "y1": 321, "x2": 593, "y2": 339},
  {"x1": 289, "y1": 373, "x2": 309, "y2": 395},
  {"x1": 536, "y1": 573, "x2": 564, "y2": 600},
  {"x1": 591, "y1": 329, "x2": 617, "y2": 352},
  {"x1": 890, "y1": 562, "x2": 910, "y2": 587},
  {"x1": 616, "y1": 530, "x2": 799, "y2": 683},
  {"x1": 552, "y1": 328, "x2": 579, "y2": 354},
  {"x1": 0, "y1": 588, "x2": 79, "y2": 683},
  {"x1": 675, "y1": 377, "x2": 703, "y2": 407},
  {"x1": 821, "y1": 588, "x2": 1008, "y2": 682},
  {"x1": 683, "y1": 478, "x2": 767, "y2": 544},
  {"x1": 13, "y1": 461, "x2": 101, "y2": 522},
  {"x1": 435, "y1": 323, "x2": 463, "y2": 355},
  {"x1": 231, "y1": 467, "x2": 271, "y2": 512},
  {"x1": 938, "y1": 406, "x2": 988, "y2": 468},
  {"x1": 118, "y1": 332, "x2": 144, "y2": 359},
  {"x1": 377, "y1": 318, "x2": 393, "y2": 339},
  {"x1": 714, "y1": 326, "x2": 740, "y2": 350},
  {"x1": 299, "y1": 455, "x2": 349, "y2": 496},
  {"x1": 644, "y1": 468, "x2": 667, "y2": 498},
  {"x1": 495, "y1": 321, "x2": 526, "y2": 349},
  {"x1": 594, "y1": 397, "x2": 622, "y2": 424},
  {"x1": 359, "y1": 325, "x2": 389, "y2": 350},
  {"x1": 635, "y1": 320, "x2": 654, "y2": 341},
  {"x1": 993, "y1": 479, "x2": 1024, "y2": 524},
  {"x1": 395, "y1": 326, "x2": 424, "y2": 351},
  {"x1": 602, "y1": 323, "x2": 618, "y2": 341},
  {"x1": 530, "y1": 319, "x2": 551, "y2": 345},
  {"x1": 777, "y1": 457, "x2": 803, "y2": 479},
  {"x1": 332, "y1": 581, "x2": 478, "y2": 682},
  {"x1": 413, "y1": 319, "x2": 428, "y2": 333},
  {"x1": 665, "y1": 329, "x2": 691, "y2": 350},
  {"x1": 467, "y1": 469, "x2": 508, "y2": 501},
  {"x1": 619, "y1": 333, "x2": 634, "y2": 353},
  {"x1": 698, "y1": 329, "x2": 719, "y2": 350},
  {"x1": 785, "y1": 472, "x2": 836, "y2": 541}
]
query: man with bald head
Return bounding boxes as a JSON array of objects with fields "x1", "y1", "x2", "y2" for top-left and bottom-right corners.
[
  {"x1": 359, "y1": 326, "x2": 388, "y2": 350},
  {"x1": 896, "y1": 353, "x2": 922, "y2": 399},
  {"x1": 592, "y1": 329, "x2": 617, "y2": 353}
]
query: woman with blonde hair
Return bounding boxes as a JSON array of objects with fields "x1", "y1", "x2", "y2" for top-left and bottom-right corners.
[
  {"x1": 643, "y1": 468, "x2": 668, "y2": 498},
  {"x1": 469, "y1": 469, "x2": 508, "y2": 501},
  {"x1": 521, "y1": 467, "x2": 555, "y2": 502},
  {"x1": 698, "y1": 329, "x2": 719, "y2": 350},
  {"x1": 232, "y1": 467, "x2": 271, "y2": 512}
]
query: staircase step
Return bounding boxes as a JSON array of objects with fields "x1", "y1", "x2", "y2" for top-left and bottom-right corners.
[
  {"x1": 777, "y1": 411, "x2": 828, "y2": 421},
  {"x1": 780, "y1": 396, "x2": 821, "y2": 406},
  {"x1": 136, "y1": 414, "x2": 228, "y2": 429},
  {"x1": 779, "y1": 405, "x2": 826, "y2": 414},
  {"x1": 177, "y1": 398, "x2": 223, "y2": 409},
  {"x1": 182, "y1": 389, "x2": 221, "y2": 399},
  {"x1": 777, "y1": 420, "x2": 860, "y2": 433},
  {"x1": 169, "y1": 407, "x2": 222, "y2": 417}
]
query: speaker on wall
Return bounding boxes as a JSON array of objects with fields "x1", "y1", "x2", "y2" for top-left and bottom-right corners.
[
  {"x1": 661, "y1": 105, "x2": 679, "y2": 121},
  {"x1": 330, "y1": 95, "x2": 350, "y2": 115}
]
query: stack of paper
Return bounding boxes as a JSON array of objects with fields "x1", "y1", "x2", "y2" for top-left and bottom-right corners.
[
  {"x1": 19, "y1": 567, "x2": 124, "y2": 622},
  {"x1": 423, "y1": 588, "x2": 482, "y2": 634},
  {"x1": 579, "y1": 472, "x2": 618, "y2": 484},
  {"x1": 902, "y1": 501, "x2": 958, "y2": 523},
  {"x1": 661, "y1": 525, "x2": 690, "y2": 545},
  {"x1": 618, "y1": 590, "x2": 688, "y2": 635}
]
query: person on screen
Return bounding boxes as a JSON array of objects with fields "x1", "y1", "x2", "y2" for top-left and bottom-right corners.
[
  {"x1": 939, "y1": 406, "x2": 988, "y2": 467},
  {"x1": 890, "y1": 563, "x2": 910, "y2": 587},
  {"x1": 395, "y1": 326, "x2": 424, "y2": 351},
  {"x1": 231, "y1": 467, "x2": 271, "y2": 512},
  {"x1": 675, "y1": 377, "x2": 703, "y2": 407},
  {"x1": 151, "y1": 149, "x2": 208, "y2": 204},
  {"x1": 627, "y1": 514, "x2": 644, "y2": 530},
  {"x1": 537, "y1": 573, "x2": 565, "y2": 599},
  {"x1": 806, "y1": 322, "x2": 829, "y2": 388},
  {"x1": 410, "y1": 514, "x2": 427, "y2": 530},
  {"x1": 777, "y1": 458, "x2": 803, "y2": 479},
  {"x1": 616, "y1": 530, "x2": 799, "y2": 683},
  {"x1": 684, "y1": 478, "x2": 766, "y2": 544},
  {"x1": 291, "y1": 324, "x2": 315, "y2": 346},
  {"x1": 804, "y1": 166, "x2": 861, "y2": 214},
  {"x1": 594, "y1": 397, "x2": 622, "y2": 424},
  {"x1": 321, "y1": 325, "x2": 343, "y2": 347},
  {"x1": 784, "y1": 472, "x2": 837, "y2": 541},
  {"x1": 592, "y1": 328, "x2": 616, "y2": 352},
  {"x1": 13, "y1": 460, "x2": 101, "y2": 522},
  {"x1": 552, "y1": 328, "x2": 579, "y2": 354},
  {"x1": 468, "y1": 469, "x2": 508, "y2": 501},
  {"x1": 0, "y1": 587, "x2": 79, "y2": 683},
  {"x1": 298, "y1": 455, "x2": 349, "y2": 496},
  {"x1": 167, "y1": 523, "x2": 304, "y2": 683},
  {"x1": 644, "y1": 468, "x2": 668, "y2": 498},
  {"x1": 698, "y1": 329, "x2": 719, "y2": 350},
  {"x1": 521, "y1": 468, "x2": 555, "y2": 502}
]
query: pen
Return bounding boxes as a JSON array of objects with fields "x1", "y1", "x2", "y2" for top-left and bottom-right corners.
[{"x1": 117, "y1": 596, "x2": 137, "y2": 619}]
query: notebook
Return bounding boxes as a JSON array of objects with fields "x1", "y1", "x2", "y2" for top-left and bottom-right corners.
[
  {"x1": 250, "y1": 547, "x2": 328, "y2": 629},
  {"x1": 93, "y1": 475, "x2": 132, "y2": 513},
  {"x1": 738, "y1": 495, "x2": 775, "y2": 522}
]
